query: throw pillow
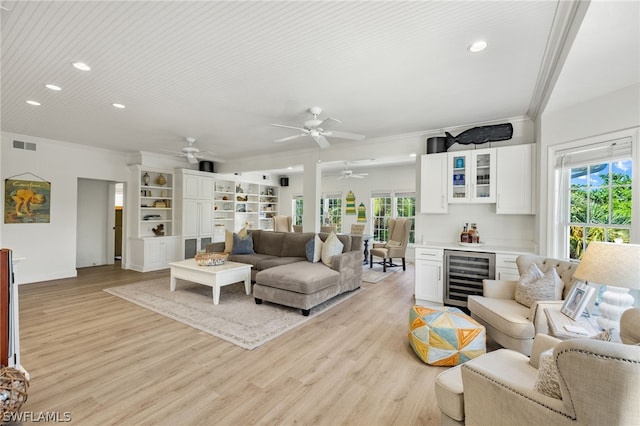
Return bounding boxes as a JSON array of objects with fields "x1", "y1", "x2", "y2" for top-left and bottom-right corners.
[
  {"x1": 386, "y1": 240, "x2": 402, "y2": 248},
  {"x1": 224, "y1": 230, "x2": 234, "y2": 253},
  {"x1": 592, "y1": 328, "x2": 613, "y2": 341},
  {"x1": 232, "y1": 232, "x2": 254, "y2": 254},
  {"x1": 534, "y1": 349, "x2": 561, "y2": 400},
  {"x1": 225, "y1": 228, "x2": 248, "y2": 253},
  {"x1": 321, "y1": 232, "x2": 344, "y2": 267},
  {"x1": 305, "y1": 234, "x2": 324, "y2": 263},
  {"x1": 515, "y1": 266, "x2": 563, "y2": 308}
]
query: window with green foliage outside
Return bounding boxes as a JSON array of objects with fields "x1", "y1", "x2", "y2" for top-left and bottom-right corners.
[
  {"x1": 568, "y1": 159, "x2": 632, "y2": 259},
  {"x1": 371, "y1": 192, "x2": 415, "y2": 243}
]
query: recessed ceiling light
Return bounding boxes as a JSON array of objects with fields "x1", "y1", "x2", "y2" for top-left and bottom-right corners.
[
  {"x1": 45, "y1": 84, "x2": 61, "y2": 91},
  {"x1": 26, "y1": 100, "x2": 41, "y2": 106},
  {"x1": 112, "y1": 103, "x2": 126, "y2": 109},
  {"x1": 468, "y1": 40, "x2": 487, "y2": 53},
  {"x1": 410, "y1": 153, "x2": 417, "y2": 157},
  {"x1": 72, "y1": 62, "x2": 91, "y2": 71},
  {"x1": 287, "y1": 166, "x2": 293, "y2": 170}
]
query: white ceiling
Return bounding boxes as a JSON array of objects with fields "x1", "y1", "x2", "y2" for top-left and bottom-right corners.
[{"x1": 1, "y1": 1, "x2": 638, "y2": 172}]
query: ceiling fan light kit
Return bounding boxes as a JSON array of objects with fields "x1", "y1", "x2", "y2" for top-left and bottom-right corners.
[
  {"x1": 270, "y1": 106, "x2": 365, "y2": 149},
  {"x1": 162, "y1": 137, "x2": 225, "y2": 165}
]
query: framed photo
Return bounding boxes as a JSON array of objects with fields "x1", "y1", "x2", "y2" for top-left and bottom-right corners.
[{"x1": 561, "y1": 282, "x2": 595, "y2": 320}]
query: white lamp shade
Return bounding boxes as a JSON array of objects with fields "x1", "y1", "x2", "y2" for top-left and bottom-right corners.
[{"x1": 573, "y1": 242, "x2": 640, "y2": 290}]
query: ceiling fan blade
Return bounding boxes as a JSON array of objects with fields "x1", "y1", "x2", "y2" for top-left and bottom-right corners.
[
  {"x1": 274, "y1": 133, "x2": 307, "y2": 143},
  {"x1": 318, "y1": 116, "x2": 341, "y2": 128},
  {"x1": 313, "y1": 134, "x2": 331, "y2": 149},
  {"x1": 199, "y1": 152, "x2": 226, "y2": 163},
  {"x1": 269, "y1": 124, "x2": 308, "y2": 132},
  {"x1": 351, "y1": 174, "x2": 366, "y2": 178},
  {"x1": 323, "y1": 131, "x2": 365, "y2": 141}
]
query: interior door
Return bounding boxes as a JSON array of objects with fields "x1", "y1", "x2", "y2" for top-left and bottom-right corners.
[{"x1": 114, "y1": 207, "x2": 123, "y2": 258}]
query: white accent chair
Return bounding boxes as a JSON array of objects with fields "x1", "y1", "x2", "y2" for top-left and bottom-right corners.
[
  {"x1": 435, "y1": 308, "x2": 640, "y2": 426},
  {"x1": 468, "y1": 255, "x2": 578, "y2": 355},
  {"x1": 272, "y1": 215, "x2": 292, "y2": 232}
]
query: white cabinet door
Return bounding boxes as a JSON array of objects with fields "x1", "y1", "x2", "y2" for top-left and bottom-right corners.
[
  {"x1": 199, "y1": 201, "x2": 214, "y2": 235},
  {"x1": 496, "y1": 144, "x2": 535, "y2": 214},
  {"x1": 448, "y1": 148, "x2": 496, "y2": 203},
  {"x1": 183, "y1": 174, "x2": 199, "y2": 199},
  {"x1": 198, "y1": 176, "x2": 215, "y2": 199},
  {"x1": 183, "y1": 199, "x2": 199, "y2": 237},
  {"x1": 420, "y1": 153, "x2": 448, "y2": 214},
  {"x1": 414, "y1": 248, "x2": 444, "y2": 304}
]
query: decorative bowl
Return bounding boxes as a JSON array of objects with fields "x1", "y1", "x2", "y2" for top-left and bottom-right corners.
[{"x1": 195, "y1": 252, "x2": 228, "y2": 266}]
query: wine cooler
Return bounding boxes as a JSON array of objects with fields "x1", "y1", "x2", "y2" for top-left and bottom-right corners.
[{"x1": 444, "y1": 250, "x2": 495, "y2": 308}]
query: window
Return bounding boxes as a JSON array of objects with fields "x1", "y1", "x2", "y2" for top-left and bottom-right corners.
[
  {"x1": 371, "y1": 192, "x2": 392, "y2": 241},
  {"x1": 371, "y1": 191, "x2": 416, "y2": 243},
  {"x1": 320, "y1": 193, "x2": 342, "y2": 232},
  {"x1": 395, "y1": 191, "x2": 416, "y2": 243},
  {"x1": 292, "y1": 195, "x2": 303, "y2": 226},
  {"x1": 555, "y1": 138, "x2": 633, "y2": 259}
]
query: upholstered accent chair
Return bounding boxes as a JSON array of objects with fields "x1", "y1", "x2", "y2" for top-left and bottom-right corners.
[
  {"x1": 369, "y1": 218, "x2": 412, "y2": 272},
  {"x1": 273, "y1": 215, "x2": 292, "y2": 232},
  {"x1": 292, "y1": 225, "x2": 303, "y2": 233},
  {"x1": 435, "y1": 308, "x2": 640, "y2": 426},
  {"x1": 350, "y1": 224, "x2": 365, "y2": 235},
  {"x1": 320, "y1": 225, "x2": 337, "y2": 233},
  {"x1": 468, "y1": 255, "x2": 578, "y2": 355}
]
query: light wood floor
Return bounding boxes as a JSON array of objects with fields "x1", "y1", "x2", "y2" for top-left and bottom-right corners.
[{"x1": 18, "y1": 263, "x2": 446, "y2": 425}]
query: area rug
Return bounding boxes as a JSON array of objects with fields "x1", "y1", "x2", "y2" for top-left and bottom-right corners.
[
  {"x1": 362, "y1": 264, "x2": 400, "y2": 283},
  {"x1": 104, "y1": 278, "x2": 362, "y2": 350}
]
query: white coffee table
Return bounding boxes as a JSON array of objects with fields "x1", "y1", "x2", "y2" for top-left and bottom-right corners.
[{"x1": 169, "y1": 259, "x2": 252, "y2": 305}]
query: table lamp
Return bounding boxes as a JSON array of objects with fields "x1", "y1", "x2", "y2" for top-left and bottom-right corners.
[{"x1": 573, "y1": 241, "x2": 640, "y2": 330}]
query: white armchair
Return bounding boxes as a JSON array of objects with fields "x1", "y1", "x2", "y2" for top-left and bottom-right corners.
[
  {"x1": 468, "y1": 255, "x2": 578, "y2": 355},
  {"x1": 436, "y1": 308, "x2": 640, "y2": 426}
]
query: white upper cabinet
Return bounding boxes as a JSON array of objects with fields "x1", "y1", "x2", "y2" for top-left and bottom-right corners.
[
  {"x1": 448, "y1": 147, "x2": 496, "y2": 203},
  {"x1": 420, "y1": 153, "x2": 448, "y2": 214},
  {"x1": 496, "y1": 144, "x2": 535, "y2": 214}
]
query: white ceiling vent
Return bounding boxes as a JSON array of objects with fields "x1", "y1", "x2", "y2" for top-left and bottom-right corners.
[{"x1": 13, "y1": 140, "x2": 36, "y2": 151}]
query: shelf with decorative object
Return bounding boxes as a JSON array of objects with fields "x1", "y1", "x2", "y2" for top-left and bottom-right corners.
[{"x1": 128, "y1": 165, "x2": 177, "y2": 272}]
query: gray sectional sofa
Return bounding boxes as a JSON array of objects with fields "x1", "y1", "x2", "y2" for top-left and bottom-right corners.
[{"x1": 206, "y1": 230, "x2": 363, "y2": 315}]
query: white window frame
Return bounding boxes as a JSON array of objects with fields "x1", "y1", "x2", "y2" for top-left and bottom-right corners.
[{"x1": 547, "y1": 130, "x2": 638, "y2": 258}]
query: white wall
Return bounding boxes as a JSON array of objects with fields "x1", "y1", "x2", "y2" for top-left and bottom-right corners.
[
  {"x1": 1, "y1": 132, "x2": 131, "y2": 284},
  {"x1": 538, "y1": 83, "x2": 640, "y2": 255},
  {"x1": 76, "y1": 179, "x2": 110, "y2": 268}
]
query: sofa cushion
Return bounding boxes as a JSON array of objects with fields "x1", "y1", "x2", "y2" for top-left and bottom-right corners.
[
  {"x1": 515, "y1": 268, "x2": 564, "y2": 308},
  {"x1": 256, "y1": 262, "x2": 340, "y2": 294},
  {"x1": 468, "y1": 296, "x2": 535, "y2": 340},
  {"x1": 257, "y1": 256, "x2": 306, "y2": 270},
  {"x1": 227, "y1": 253, "x2": 275, "y2": 269},
  {"x1": 281, "y1": 232, "x2": 315, "y2": 257},
  {"x1": 258, "y1": 231, "x2": 285, "y2": 256}
]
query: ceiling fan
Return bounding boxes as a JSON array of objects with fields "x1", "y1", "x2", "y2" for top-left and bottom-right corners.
[
  {"x1": 269, "y1": 106, "x2": 365, "y2": 149},
  {"x1": 163, "y1": 137, "x2": 225, "y2": 164},
  {"x1": 337, "y1": 163, "x2": 368, "y2": 179}
]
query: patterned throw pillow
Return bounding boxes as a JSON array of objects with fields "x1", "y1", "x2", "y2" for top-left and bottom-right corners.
[
  {"x1": 225, "y1": 228, "x2": 248, "y2": 253},
  {"x1": 534, "y1": 349, "x2": 561, "y2": 399},
  {"x1": 305, "y1": 234, "x2": 323, "y2": 263},
  {"x1": 321, "y1": 232, "x2": 344, "y2": 267},
  {"x1": 515, "y1": 266, "x2": 563, "y2": 308},
  {"x1": 232, "y1": 232, "x2": 254, "y2": 254}
]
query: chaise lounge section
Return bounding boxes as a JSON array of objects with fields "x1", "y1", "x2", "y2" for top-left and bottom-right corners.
[{"x1": 207, "y1": 230, "x2": 363, "y2": 315}]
